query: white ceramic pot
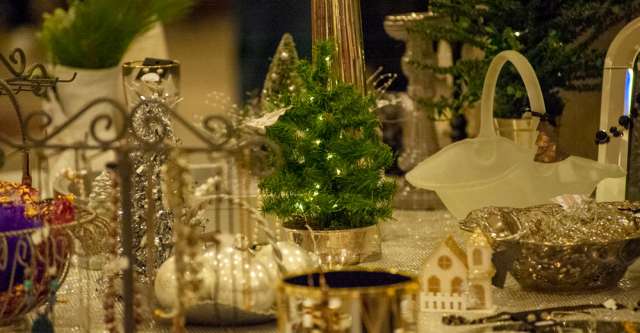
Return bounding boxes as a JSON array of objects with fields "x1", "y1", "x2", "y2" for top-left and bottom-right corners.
[
  {"x1": 46, "y1": 66, "x2": 120, "y2": 176},
  {"x1": 54, "y1": 65, "x2": 120, "y2": 115}
]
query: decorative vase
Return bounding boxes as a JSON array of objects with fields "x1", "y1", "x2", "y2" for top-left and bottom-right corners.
[
  {"x1": 283, "y1": 224, "x2": 382, "y2": 268},
  {"x1": 54, "y1": 65, "x2": 120, "y2": 115},
  {"x1": 277, "y1": 269, "x2": 419, "y2": 332},
  {"x1": 494, "y1": 116, "x2": 539, "y2": 149},
  {"x1": 596, "y1": 16, "x2": 640, "y2": 202},
  {"x1": 311, "y1": 0, "x2": 366, "y2": 92},
  {"x1": 121, "y1": 60, "x2": 181, "y2": 281},
  {"x1": 406, "y1": 50, "x2": 624, "y2": 218}
]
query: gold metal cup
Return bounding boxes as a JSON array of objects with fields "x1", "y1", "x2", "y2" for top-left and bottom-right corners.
[{"x1": 277, "y1": 269, "x2": 419, "y2": 333}]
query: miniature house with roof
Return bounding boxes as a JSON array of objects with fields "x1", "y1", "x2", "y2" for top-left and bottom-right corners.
[{"x1": 419, "y1": 230, "x2": 495, "y2": 312}]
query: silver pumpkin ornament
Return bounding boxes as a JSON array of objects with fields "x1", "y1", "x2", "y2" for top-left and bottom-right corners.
[
  {"x1": 255, "y1": 241, "x2": 319, "y2": 279},
  {"x1": 154, "y1": 234, "x2": 316, "y2": 325}
]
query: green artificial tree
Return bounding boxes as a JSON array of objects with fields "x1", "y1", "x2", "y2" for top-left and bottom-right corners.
[
  {"x1": 261, "y1": 33, "x2": 302, "y2": 111},
  {"x1": 413, "y1": 0, "x2": 640, "y2": 121},
  {"x1": 259, "y1": 42, "x2": 396, "y2": 230}
]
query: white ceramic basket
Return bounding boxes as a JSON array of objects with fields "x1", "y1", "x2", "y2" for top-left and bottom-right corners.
[{"x1": 406, "y1": 50, "x2": 625, "y2": 218}]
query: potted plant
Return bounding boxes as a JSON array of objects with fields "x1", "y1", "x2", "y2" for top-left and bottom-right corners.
[
  {"x1": 39, "y1": 0, "x2": 192, "y2": 115},
  {"x1": 413, "y1": 0, "x2": 640, "y2": 154},
  {"x1": 258, "y1": 42, "x2": 396, "y2": 267}
]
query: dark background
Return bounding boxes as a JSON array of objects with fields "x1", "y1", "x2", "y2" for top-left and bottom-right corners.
[
  {"x1": 0, "y1": 0, "x2": 427, "y2": 95},
  {"x1": 235, "y1": 0, "x2": 427, "y2": 94}
]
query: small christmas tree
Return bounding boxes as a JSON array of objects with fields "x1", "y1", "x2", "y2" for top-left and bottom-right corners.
[
  {"x1": 259, "y1": 42, "x2": 396, "y2": 230},
  {"x1": 261, "y1": 33, "x2": 302, "y2": 111}
]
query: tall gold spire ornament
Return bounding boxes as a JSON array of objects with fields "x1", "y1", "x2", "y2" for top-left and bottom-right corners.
[{"x1": 311, "y1": 0, "x2": 366, "y2": 93}]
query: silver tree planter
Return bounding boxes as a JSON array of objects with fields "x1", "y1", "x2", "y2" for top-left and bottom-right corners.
[{"x1": 283, "y1": 224, "x2": 382, "y2": 268}]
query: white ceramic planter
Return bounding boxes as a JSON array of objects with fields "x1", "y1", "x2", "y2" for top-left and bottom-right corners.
[
  {"x1": 54, "y1": 65, "x2": 120, "y2": 115},
  {"x1": 47, "y1": 65, "x2": 120, "y2": 177}
]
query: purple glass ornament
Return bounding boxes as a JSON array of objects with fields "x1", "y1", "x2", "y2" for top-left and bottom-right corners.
[{"x1": 0, "y1": 204, "x2": 42, "y2": 292}]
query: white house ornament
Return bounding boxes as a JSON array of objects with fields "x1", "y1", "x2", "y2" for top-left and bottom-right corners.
[{"x1": 419, "y1": 230, "x2": 496, "y2": 313}]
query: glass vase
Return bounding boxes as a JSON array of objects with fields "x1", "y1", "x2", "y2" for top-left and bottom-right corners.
[{"x1": 121, "y1": 60, "x2": 180, "y2": 282}]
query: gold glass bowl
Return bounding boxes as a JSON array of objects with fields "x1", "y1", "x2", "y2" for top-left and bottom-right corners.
[
  {"x1": 498, "y1": 237, "x2": 640, "y2": 291},
  {"x1": 462, "y1": 204, "x2": 640, "y2": 291}
]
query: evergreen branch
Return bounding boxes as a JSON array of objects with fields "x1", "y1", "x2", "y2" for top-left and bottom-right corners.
[
  {"x1": 419, "y1": 0, "x2": 640, "y2": 118},
  {"x1": 40, "y1": 0, "x2": 194, "y2": 68}
]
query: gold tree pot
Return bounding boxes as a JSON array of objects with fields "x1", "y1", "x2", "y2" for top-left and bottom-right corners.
[
  {"x1": 283, "y1": 224, "x2": 382, "y2": 268},
  {"x1": 494, "y1": 117, "x2": 539, "y2": 149}
]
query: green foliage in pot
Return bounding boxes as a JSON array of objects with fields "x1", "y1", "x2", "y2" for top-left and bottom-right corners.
[
  {"x1": 259, "y1": 42, "x2": 396, "y2": 230},
  {"x1": 40, "y1": 0, "x2": 194, "y2": 69},
  {"x1": 413, "y1": 0, "x2": 640, "y2": 120}
]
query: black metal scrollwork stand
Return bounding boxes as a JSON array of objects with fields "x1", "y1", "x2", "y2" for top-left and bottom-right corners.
[{"x1": 0, "y1": 48, "x2": 279, "y2": 333}]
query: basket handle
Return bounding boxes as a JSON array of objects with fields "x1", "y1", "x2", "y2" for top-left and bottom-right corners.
[{"x1": 478, "y1": 50, "x2": 546, "y2": 138}]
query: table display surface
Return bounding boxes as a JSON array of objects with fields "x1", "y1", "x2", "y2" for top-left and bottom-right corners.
[{"x1": 49, "y1": 210, "x2": 640, "y2": 332}]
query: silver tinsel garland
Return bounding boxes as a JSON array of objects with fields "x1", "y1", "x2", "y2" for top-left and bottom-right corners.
[{"x1": 129, "y1": 98, "x2": 177, "y2": 279}]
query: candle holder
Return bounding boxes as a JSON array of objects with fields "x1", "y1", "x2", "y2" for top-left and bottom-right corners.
[
  {"x1": 122, "y1": 59, "x2": 181, "y2": 281},
  {"x1": 384, "y1": 12, "x2": 443, "y2": 210}
]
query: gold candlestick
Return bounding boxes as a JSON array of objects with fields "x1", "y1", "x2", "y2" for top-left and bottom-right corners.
[{"x1": 311, "y1": 0, "x2": 366, "y2": 93}]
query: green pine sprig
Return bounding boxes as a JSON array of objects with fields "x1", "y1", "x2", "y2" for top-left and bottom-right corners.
[
  {"x1": 259, "y1": 41, "x2": 395, "y2": 230},
  {"x1": 412, "y1": 0, "x2": 640, "y2": 119},
  {"x1": 40, "y1": 0, "x2": 194, "y2": 69}
]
